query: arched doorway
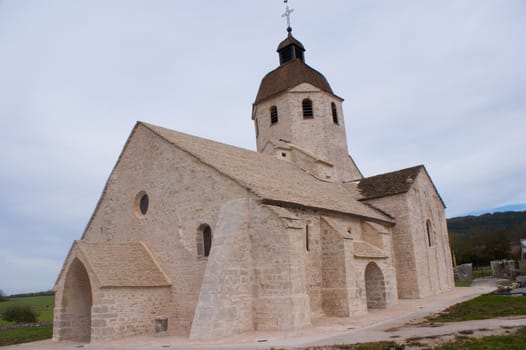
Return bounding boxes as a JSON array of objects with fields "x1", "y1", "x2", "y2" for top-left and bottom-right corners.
[
  {"x1": 61, "y1": 258, "x2": 93, "y2": 342},
  {"x1": 365, "y1": 262, "x2": 386, "y2": 309}
]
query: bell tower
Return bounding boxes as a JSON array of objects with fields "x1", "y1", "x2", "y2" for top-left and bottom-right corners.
[{"x1": 252, "y1": 7, "x2": 362, "y2": 183}]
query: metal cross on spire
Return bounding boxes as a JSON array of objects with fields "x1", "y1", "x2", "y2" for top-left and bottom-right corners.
[{"x1": 282, "y1": 0, "x2": 294, "y2": 33}]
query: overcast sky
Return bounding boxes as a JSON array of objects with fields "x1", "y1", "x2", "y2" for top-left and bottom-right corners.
[{"x1": 1, "y1": 1, "x2": 525, "y2": 294}]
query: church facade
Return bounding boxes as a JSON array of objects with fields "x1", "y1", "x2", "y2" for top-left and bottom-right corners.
[{"x1": 53, "y1": 30, "x2": 454, "y2": 343}]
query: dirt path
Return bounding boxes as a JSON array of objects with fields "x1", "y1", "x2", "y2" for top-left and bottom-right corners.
[{"x1": 5, "y1": 279, "x2": 521, "y2": 350}]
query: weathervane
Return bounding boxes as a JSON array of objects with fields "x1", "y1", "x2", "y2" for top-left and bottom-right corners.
[{"x1": 282, "y1": 0, "x2": 294, "y2": 33}]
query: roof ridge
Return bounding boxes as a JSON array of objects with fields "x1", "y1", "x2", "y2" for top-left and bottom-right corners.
[{"x1": 361, "y1": 164, "x2": 424, "y2": 180}]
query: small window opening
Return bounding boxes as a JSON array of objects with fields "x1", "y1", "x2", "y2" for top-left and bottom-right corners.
[
  {"x1": 426, "y1": 220, "x2": 433, "y2": 247},
  {"x1": 270, "y1": 106, "x2": 278, "y2": 125},
  {"x1": 134, "y1": 191, "x2": 149, "y2": 218},
  {"x1": 331, "y1": 102, "x2": 339, "y2": 124},
  {"x1": 281, "y1": 152, "x2": 287, "y2": 157},
  {"x1": 196, "y1": 224, "x2": 213, "y2": 258},
  {"x1": 302, "y1": 99, "x2": 313, "y2": 119},
  {"x1": 203, "y1": 225, "x2": 212, "y2": 257},
  {"x1": 139, "y1": 194, "x2": 149, "y2": 215},
  {"x1": 306, "y1": 225, "x2": 310, "y2": 251}
]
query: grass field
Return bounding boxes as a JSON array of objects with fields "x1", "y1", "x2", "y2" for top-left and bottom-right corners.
[
  {"x1": 0, "y1": 295, "x2": 54, "y2": 326},
  {"x1": 0, "y1": 325, "x2": 53, "y2": 347},
  {"x1": 433, "y1": 326, "x2": 526, "y2": 350},
  {"x1": 454, "y1": 280, "x2": 472, "y2": 287},
  {"x1": 427, "y1": 293, "x2": 526, "y2": 323}
]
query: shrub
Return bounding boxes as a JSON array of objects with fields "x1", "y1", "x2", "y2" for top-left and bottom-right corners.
[
  {"x1": 0, "y1": 289, "x2": 8, "y2": 302},
  {"x1": 1, "y1": 305, "x2": 38, "y2": 323}
]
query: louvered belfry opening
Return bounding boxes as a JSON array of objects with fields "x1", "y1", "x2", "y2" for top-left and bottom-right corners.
[
  {"x1": 302, "y1": 98, "x2": 313, "y2": 118},
  {"x1": 331, "y1": 102, "x2": 339, "y2": 124},
  {"x1": 278, "y1": 33, "x2": 305, "y2": 65},
  {"x1": 270, "y1": 106, "x2": 278, "y2": 124}
]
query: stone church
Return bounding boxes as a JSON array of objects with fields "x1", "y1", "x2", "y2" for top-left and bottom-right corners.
[{"x1": 53, "y1": 28, "x2": 454, "y2": 343}]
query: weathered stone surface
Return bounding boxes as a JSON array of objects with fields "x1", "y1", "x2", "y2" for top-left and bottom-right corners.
[{"x1": 454, "y1": 263, "x2": 473, "y2": 281}]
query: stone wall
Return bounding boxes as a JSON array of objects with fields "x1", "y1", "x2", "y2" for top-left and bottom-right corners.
[
  {"x1": 491, "y1": 260, "x2": 519, "y2": 279},
  {"x1": 364, "y1": 170, "x2": 454, "y2": 298},
  {"x1": 90, "y1": 287, "x2": 171, "y2": 342},
  {"x1": 454, "y1": 263, "x2": 473, "y2": 281},
  {"x1": 73, "y1": 124, "x2": 253, "y2": 335},
  {"x1": 364, "y1": 193, "x2": 420, "y2": 298},
  {"x1": 249, "y1": 203, "x2": 311, "y2": 331},
  {"x1": 320, "y1": 217, "x2": 350, "y2": 316}
]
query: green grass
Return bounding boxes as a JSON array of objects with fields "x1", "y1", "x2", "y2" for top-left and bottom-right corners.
[
  {"x1": 473, "y1": 267, "x2": 492, "y2": 278},
  {"x1": 434, "y1": 326, "x2": 526, "y2": 350},
  {"x1": 455, "y1": 280, "x2": 473, "y2": 287},
  {"x1": 0, "y1": 295, "x2": 54, "y2": 326},
  {"x1": 0, "y1": 296, "x2": 54, "y2": 345},
  {"x1": 271, "y1": 342, "x2": 405, "y2": 349},
  {"x1": 0, "y1": 324, "x2": 52, "y2": 346},
  {"x1": 427, "y1": 294, "x2": 526, "y2": 323}
]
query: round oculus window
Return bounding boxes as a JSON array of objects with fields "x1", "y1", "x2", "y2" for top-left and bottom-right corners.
[
  {"x1": 134, "y1": 191, "x2": 149, "y2": 217},
  {"x1": 139, "y1": 194, "x2": 149, "y2": 215}
]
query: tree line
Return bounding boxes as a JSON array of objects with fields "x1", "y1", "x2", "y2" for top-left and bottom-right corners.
[{"x1": 448, "y1": 211, "x2": 526, "y2": 266}]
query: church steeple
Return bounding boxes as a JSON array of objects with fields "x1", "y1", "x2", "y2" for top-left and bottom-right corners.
[
  {"x1": 278, "y1": 0, "x2": 305, "y2": 64},
  {"x1": 251, "y1": 1, "x2": 363, "y2": 182}
]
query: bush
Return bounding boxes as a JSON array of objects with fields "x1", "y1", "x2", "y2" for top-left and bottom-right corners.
[
  {"x1": 0, "y1": 289, "x2": 8, "y2": 302},
  {"x1": 1, "y1": 305, "x2": 38, "y2": 323}
]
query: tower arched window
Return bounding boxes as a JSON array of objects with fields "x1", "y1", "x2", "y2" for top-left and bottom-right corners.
[
  {"x1": 331, "y1": 102, "x2": 339, "y2": 124},
  {"x1": 426, "y1": 220, "x2": 433, "y2": 247},
  {"x1": 270, "y1": 106, "x2": 278, "y2": 125},
  {"x1": 302, "y1": 99, "x2": 313, "y2": 119}
]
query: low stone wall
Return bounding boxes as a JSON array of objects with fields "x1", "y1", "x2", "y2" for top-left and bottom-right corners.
[
  {"x1": 454, "y1": 263, "x2": 473, "y2": 281},
  {"x1": 0, "y1": 321, "x2": 52, "y2": 331},
  {"x1": 491, "y1": 260, "x2": 519, "y2": 279}
]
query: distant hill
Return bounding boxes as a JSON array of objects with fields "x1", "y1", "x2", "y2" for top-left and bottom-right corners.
[
  {"x1": 447, "y1": 211, "x2": 526, "y2": 266},
  {"x1": 457, "y1": 203, "x2": 526, "y2": 217}
]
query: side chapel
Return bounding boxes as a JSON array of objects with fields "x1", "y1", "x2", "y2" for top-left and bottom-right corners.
[{"x1": 53, "y1": 17, "x2": 454, "y2": 343}]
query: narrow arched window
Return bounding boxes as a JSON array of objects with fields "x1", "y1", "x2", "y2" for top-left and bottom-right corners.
[
  {"x1": 302, "y1": 99, "x2": 313, "y2": 119},
  {"x1": 426, "y1": 220, "x2": 433, "y2": 247},
  {"x1": 203, "y1": 225, "x2": 212, "y2": 257},
  {"x1": 196, "y1": 224, "x2": 213, "y2": 257},
  {"x1": 331, "y1": 102, "x2": 339, "y2": 124},
  {"x1": 306, "y1": 225, "x2": 310, "y2": 251},
  {"x1": 270, "y1": 106, "x2": 278, "y2": 125}
]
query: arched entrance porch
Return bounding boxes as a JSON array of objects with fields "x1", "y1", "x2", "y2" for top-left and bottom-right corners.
[
  {"x1": 365, "y1": 262, "x2": 386, "y2": 309},
  {"x1": 60, "y1": 258, "x2": 93, "y2": 342}
]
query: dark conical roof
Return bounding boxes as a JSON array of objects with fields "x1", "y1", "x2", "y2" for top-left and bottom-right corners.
[
  {"x1": 255, "y1": 59, "x2": 334, "y2": 104},
  {"x1": 277, "y1": 33, "x2": 305, "y2": 51}
]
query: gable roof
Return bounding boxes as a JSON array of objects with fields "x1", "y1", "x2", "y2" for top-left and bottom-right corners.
[
  {"x1": 76, "y1": 241, "x2": 171, "y2": 288},
  {"x1": 140, "y1": 122, "x2": 394, "y2": 224},
  {"x1": 357, "y1": 165, "x2": 423, "y2": 200},
  {"x1": 254, "y1": 59, "x2": 336, "y2": 104},
  {"x1": 356, "y1": 165, "x2": 446, "y2": 207}
]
